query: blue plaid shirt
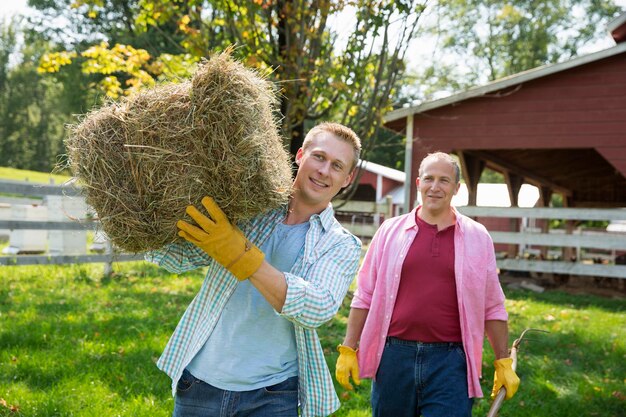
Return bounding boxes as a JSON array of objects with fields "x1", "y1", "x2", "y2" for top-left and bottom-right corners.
[{"x1": 146, "y1": 203, "x2": 361, "y2": 417}]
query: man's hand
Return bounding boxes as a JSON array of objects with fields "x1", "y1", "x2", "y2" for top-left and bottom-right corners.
[
  {"x1": 177, "y1": 196, "x2": 264, "y2": 280},
  {"x1": 491, "y1": 358, "x2": 520, "y2": 400},
  {"x1": 335, "y1": 345, "x2": 361, "y2": 391}
]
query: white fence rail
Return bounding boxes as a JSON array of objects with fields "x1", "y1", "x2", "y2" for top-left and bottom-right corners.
[
  {"x1": 457, "y1": 206, "x2": 626, "y2": 279},
  {"x1": 0, "y1": 179, "x2": 142, "y2": 271},
  {"x1": 334, "y1": 196, "x2": 393, "y2": 240},
  {"x1": 1, "y1": 180, "x2": 392, "y2": 270}
]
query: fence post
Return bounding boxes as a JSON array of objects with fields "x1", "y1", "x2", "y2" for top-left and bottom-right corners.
[
  {"x1": 385, "y1": 195, "x2": 393, "y2": 219},
  {"x1": 103, "y1": 239, "x2": 113, "y2": 276}
]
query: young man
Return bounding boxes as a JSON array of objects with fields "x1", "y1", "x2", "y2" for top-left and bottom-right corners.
[
  {"x1": 335, "y1": 152, "x2": 520, "y2": 416},
  {"x1": 147, "y1": 122, "x2": 362, "y2": 417}
]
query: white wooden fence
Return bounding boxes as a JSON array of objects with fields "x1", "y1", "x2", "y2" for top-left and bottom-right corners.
[
  {"x1": 3, "y1": 178, "x2": 624, "y2": 280},
  {"x1": 0, "y1": 180, "x2": 143, "y2": 272},
  {"x1": 457, "y1": 206, "x2": 626, "y2": 279},
  {"x1": 334, "y1": 195, "x2": 394, "y2": 240}
]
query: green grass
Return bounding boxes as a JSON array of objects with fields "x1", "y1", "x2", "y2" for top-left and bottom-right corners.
[
  {"x1": 1, "y1": 263, "x2": 624, "y2": 416},
  {"x1": 0, "y1": 167, "x2": 71, "y2": 185}
]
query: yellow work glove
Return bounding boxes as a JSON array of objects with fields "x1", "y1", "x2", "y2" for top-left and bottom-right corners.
[
  {"x1": 177, "y1": 196, "x2": 264, "y2": 281},
  {"x1": 335, "y1": 345, "x2": 361, "y2": 391},
  {"x1": 491, "y1": 358, "x2": 520, "y2": 400}
]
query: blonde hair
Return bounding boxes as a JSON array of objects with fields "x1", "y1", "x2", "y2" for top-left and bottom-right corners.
[{"x1": 302, "y1": 122, "x2": 361, "y2": 170}]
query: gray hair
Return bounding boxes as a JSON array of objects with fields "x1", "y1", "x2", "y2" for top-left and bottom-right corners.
[{"x1": 418, "y1": 152, "x2": 461, "y2": 183}]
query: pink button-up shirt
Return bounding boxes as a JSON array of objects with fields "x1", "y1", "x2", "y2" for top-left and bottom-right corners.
[{"x1": 351, "y1": 206, "x2": 508, "y2": 398}]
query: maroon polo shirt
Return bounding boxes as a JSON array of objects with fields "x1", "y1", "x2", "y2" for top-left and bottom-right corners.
[{"x1": 387, "y1": 212, "x2": 462, "y2": 342}]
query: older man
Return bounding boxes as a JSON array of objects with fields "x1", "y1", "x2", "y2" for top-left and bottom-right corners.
[{"x1": 336, "y1": 152, "x2": 519, "y2": 417}]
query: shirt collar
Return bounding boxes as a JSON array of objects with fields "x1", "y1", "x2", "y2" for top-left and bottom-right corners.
[
  {"x1": 405, "y1": 206, "x2": 419, "y2": 230},
  {"x1": 275, "y1": 202, "x2": 334, "y2": 232},
  {"x1": 407, "y1": 205, "x2": 463, "y2": 231},
  {"x1": 315, "y1": 203, "x2": 335, "y2": 232}
]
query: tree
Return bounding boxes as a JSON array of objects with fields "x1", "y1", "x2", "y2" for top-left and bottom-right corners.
[
  {"x1": 36, "y1": 0, "x2": 426, "y2": 162},
  {"x1": 409, "y1": 0, "x2": 621, "y2": 102},
  {"x1": 0, "y1": 18, "x2": 77, "y2": 171}
]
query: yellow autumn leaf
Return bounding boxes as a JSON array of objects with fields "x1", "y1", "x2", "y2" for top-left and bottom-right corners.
[
  {"x1": 100, "y1": 76, "x2": 122, "y2": 99},
  {"x1": 37, "y1": 51, "x2": 77, "y2": 74}
]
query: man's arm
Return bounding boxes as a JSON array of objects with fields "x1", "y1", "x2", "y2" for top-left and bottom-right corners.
[
  {"x1": 486, "y1": 319, "x2": 520, "y2": 400},
  {"x1": 145, "y1": 240, "x2": 212, "y2": 273},
  {"x1": 278, "y1": 239, "x2": 361, "y2": 328},
  {"x1": 485, "y1": 319, "x2": 510, "y2": 359},
  {"x1": 239, "y1": 243, "x2": 359, "y2": 319},
  {"x1": 249, "y1": 261, "x2": 287, "y2": 311},
  {"x1": 335, "y1": 307, "x2": 369, "y2": 390},
  {"x1": 176, "y1": 196, "x2": 360, "y2": 325},
  {"x1": 342, "y1": 307, "x2": 369, "y2": 349}
]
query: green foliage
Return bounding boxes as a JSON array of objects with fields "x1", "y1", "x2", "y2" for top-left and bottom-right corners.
[
  {"x1": 0, "y1": 18, "x2": 92, "y2": 172},
  {"x1": 479, "y1": 168, "x2": 505, "y2": 184},
  {"x1": 408, "y1": 0, "x2": 621, "y2": 102},
  {"x1": 1, "y1": 261, "x2": 623, "y2": 416},
  {"x1": 32, "y1": 0, "x2": 425, "y2": 160},
  {"x1": 362, "y1": 127, "x2": 405, "y2": 171}
]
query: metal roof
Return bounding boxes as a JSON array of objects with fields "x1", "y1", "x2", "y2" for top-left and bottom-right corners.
[{"x1": 358, "y1": 160, "x2": 405, "y2": 183}]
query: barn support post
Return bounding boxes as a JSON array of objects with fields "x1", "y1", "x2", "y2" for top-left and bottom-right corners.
[
  {"x1": 457, "y1": 151, "x2": 485, "y2": 206},
  {"x1": 403, "y1": 115, "x2": 414, "y2": 213},
  {"x1": 539, "y1": 186, "x2": 553, "y2": 207}
]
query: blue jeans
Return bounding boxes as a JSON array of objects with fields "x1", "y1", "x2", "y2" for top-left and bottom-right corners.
[
  {"x1": 173, "y1": 369, "x2": 299, "y2": 417},
  {"x1": 372, "y1": 337, "x2": 473, "y2": 417}
]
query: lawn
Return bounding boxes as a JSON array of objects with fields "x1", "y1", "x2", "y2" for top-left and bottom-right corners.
[
  {"x1": 0, "y1": 262, "x2": 624, "y2": 416},
  {"x1": 0, "y1": 167, "x2": 71, "y2": 186}
]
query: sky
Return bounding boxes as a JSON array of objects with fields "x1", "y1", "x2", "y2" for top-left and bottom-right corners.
[{"x1": 1, "y1": 0, "x2": 29, "y2": 20}]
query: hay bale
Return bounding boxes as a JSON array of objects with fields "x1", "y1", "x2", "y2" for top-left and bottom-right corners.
[{"x1": 65, "y1": 51, "x2": 293, "y2": 253}]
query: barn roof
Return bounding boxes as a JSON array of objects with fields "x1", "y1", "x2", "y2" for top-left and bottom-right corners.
[
  {"x1": 358, "y1": 160, "x2": 405, "y2": 182},
  {"x1": 384, "y1": 42, "x2": 626, "y2": 124}
]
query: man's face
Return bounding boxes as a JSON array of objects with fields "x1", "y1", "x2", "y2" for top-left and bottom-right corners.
[
  {"x1": 416, "y1": 158, "x2": 460, "y2": 216},
  {"x1": 292, "y1": 131, "x2": 355, "y2": 210}
]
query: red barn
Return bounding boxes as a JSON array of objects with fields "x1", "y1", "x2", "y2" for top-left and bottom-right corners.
[{"x1": 384, "y1": 12, "x2": 626, "y2": 210}]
